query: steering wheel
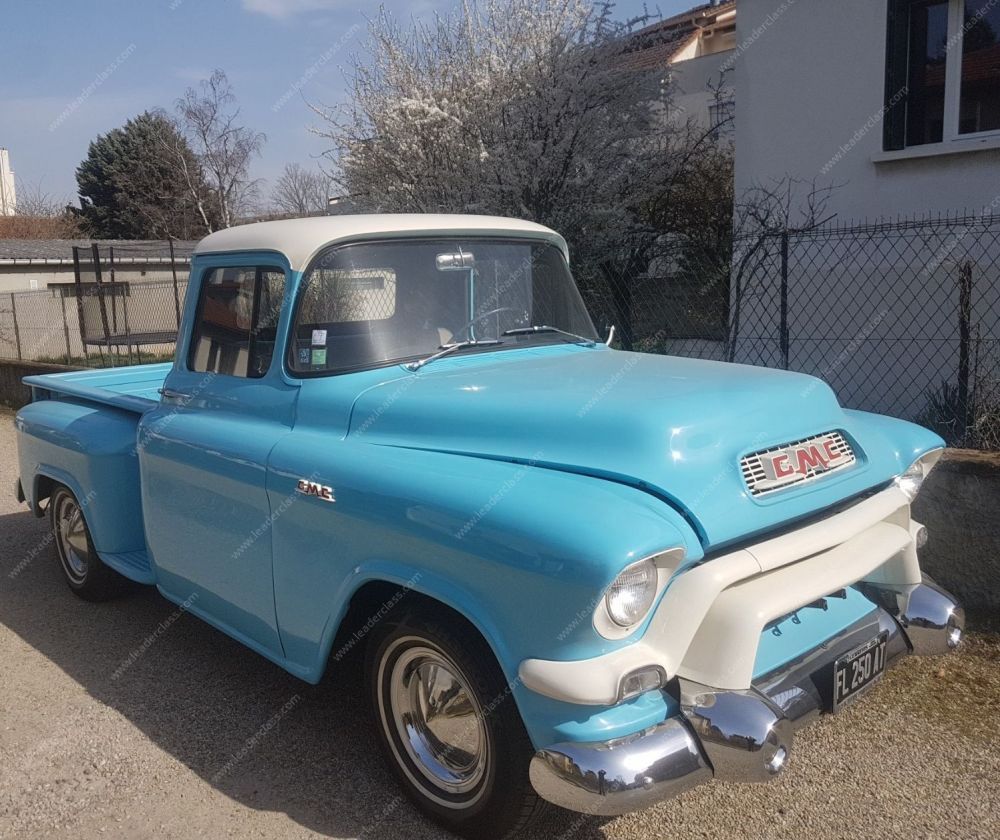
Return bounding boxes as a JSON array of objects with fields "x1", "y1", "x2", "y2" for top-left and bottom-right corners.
[{"x1": 450, "y1": 307, "x2": 519, "y2": 342}]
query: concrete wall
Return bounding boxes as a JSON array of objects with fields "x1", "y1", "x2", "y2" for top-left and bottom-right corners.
[
  {"x1": 0, "y1": 359, "x2": 79, "y2": 409},
  {"x1": 913, "y1": 450, "x2": 1000, "y2": 613},
  {"x1": 0, "y1": 264, "x2": 184, "y2": 293},
  {"x1": 733, "y1": 0, "x2": 1000, "y2": 220}
]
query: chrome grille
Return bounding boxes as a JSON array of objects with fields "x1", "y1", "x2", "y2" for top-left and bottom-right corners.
[{"x1": 741, "y1": 431, "x2": 856, "y2": 497}]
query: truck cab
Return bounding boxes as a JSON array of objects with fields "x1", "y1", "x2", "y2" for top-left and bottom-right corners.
[{"x1": 14, "y1": 215, "x2": 964, "y2": 839}]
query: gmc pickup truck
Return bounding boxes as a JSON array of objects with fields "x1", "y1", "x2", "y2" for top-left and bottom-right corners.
[{"x1": 15, "y1": 215, "x2": 964, "y2": 839}]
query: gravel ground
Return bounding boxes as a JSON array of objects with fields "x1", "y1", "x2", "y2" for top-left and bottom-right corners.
[{"x1": 0, "y1": 409, "x2": 997, "y2": 839}]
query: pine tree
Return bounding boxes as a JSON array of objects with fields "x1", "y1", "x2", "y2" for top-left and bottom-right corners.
[{"x1": 74, "y1": 112, "x2": 217, "y2": 239}]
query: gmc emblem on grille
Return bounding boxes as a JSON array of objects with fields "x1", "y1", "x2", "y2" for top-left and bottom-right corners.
[
  {"x1": 741, "y1": 431, "x2": 857, "y2": 496},
  {"x1": 759, "y1": 438, "x2": 848, "y2": 481}
]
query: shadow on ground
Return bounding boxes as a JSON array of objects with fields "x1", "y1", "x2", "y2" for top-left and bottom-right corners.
[{"x1": 0, "y1": 509, "x2": 607, "y2": 840}]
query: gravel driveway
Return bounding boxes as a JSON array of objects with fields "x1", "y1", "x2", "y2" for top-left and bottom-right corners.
[{"x1": 0, "y1": 410, "x2": 997, "y2": 840}]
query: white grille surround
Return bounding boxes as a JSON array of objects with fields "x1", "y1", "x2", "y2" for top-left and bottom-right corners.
[{"x1": 740, "y1": 431, "x2": 857, "y2": 497}]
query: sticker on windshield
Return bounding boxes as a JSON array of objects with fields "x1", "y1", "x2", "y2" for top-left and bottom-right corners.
[
  {"x1": 312, "y1": 348, "x2": 327, "y2": 366},
  {"x1": 297, "y1": 347, "x2": 311, "y2": 366},
  {"x1": 311, "y1": 329, "x2": 327, "y2": 346}
]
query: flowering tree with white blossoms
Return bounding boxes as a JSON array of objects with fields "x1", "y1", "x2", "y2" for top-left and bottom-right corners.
[{"x1": 313, "y1": 0, "x2": 671, "y2": 265}]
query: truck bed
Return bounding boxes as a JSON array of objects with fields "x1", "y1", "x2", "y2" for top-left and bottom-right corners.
[{"x1": 23, "y1": 363, "x2": 171, "y2": 414}]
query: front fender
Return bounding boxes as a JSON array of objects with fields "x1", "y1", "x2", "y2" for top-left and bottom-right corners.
[
  {"x1": 321, "y1": 560, "x2": 511, "y2": 676},
  {"x1": 320, "y1": 560, "x2": 682, "y2": 750},
  {"x1": 266, "y1": 436, "x2": 701, "y2": 686}
]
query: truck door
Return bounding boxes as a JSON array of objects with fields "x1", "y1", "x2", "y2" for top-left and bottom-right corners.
[{"x1": 138, "y1": 259, "x2": 295, "y2": 658}]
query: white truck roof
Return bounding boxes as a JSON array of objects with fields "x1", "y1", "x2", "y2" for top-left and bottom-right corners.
[{"x1": 193, "y1": 214, "x2": 569, "y2": 272}]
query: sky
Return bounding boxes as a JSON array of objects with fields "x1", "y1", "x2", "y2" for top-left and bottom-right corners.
[{"x1": 0, "y1": 0, "x2": 687, "y2": 209}]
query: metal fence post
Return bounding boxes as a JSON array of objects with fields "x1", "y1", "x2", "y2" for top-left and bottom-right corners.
[
  {"x1": 957, "y1": 260, "x2": 973, "y2": 444},
  {"x1": 92, "y1": 242, "x2": 113, "y2": 361},
  {"x1": 779, "y1": 230, "x2": 789, "y2": 370},
  {"x1": 10, "y1": 293, "x2": 22, "y2": 360},
  {"x1": 169, "y1": 239, "x2": 181, "y2": 329},
  {"x1": 72, "y1": 246, "x2": 90, "y2": 361},
  {"x1": 60, "y1": 291, "x2": 72, "y2": 364}
]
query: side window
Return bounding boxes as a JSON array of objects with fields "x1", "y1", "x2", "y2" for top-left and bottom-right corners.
[{"x1": 189, "y1": 265, "x2": 286, "y2": 378}]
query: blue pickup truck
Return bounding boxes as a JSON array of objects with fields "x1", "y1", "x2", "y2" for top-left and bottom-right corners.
[{"x1": 15, "y1": 215, "x2": 963, "y2": 838}]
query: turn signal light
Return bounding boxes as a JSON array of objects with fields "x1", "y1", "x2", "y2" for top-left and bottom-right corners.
[{"x1": 618, "y1": 666, "x2": 666, "y2": 701}]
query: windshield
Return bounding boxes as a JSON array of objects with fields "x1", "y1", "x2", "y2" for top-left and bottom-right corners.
[{"x1": 288, "y1": 237, "x2": 598, "y2": 374}]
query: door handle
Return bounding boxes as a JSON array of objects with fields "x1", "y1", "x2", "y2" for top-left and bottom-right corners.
[{"x1": 158, "y1": 388, "x2": 192, "y2": 401}]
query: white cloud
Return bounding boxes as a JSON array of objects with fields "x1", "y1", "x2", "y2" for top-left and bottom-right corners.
[{"x1": 241, "y1": 0, "x2": 346, "y2": 19}]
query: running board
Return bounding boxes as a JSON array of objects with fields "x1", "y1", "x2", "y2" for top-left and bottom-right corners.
[{"x1": 99, "y1": 549, "x2": 155, "y2": 584}]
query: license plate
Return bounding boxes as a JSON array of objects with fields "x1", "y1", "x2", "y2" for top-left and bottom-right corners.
[{"x1": 833, "y1": 631, "x2": 888, "y2": 709}]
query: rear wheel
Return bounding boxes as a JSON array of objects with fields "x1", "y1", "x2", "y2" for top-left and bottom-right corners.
[
  {"x1": 50, "y1": 485, "x2": 125, "y2": 601},
  {"x1": 366, "y1": 608, "x2": 550, "y2": 839}
]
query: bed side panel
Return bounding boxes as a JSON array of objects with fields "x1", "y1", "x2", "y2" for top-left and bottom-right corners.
[{"x1": 15, "y1": 399, "x2": 146, "y2": 556}]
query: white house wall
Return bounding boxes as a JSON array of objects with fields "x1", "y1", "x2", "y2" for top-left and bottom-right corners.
[
  {"x1": 733, "y1": 0, "x2": 1000, "y2": 220},
  {"x1": 0, "y1": 150, "x2": 15, "y2": 216},
  {"x1": 730, "y1": 0, "x2": 1000, "y2": 423},
  {"x1": 669, "y1": 50, "x2": 733, "y2": 130}
]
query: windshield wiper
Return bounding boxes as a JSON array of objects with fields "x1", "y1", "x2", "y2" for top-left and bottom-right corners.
[
  {"x1": 406, "y1": 339, "x2": 503, "y2": 372},
  {"x1": 502, "y1": 325, "x2": 598, "y2": 346}
]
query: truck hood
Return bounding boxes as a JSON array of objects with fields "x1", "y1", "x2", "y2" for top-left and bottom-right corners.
[{"x1": 347, "y1": 346, "x2": 942, "y2": 548}]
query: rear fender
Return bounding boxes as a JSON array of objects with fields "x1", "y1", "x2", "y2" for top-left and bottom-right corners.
[{"x1": 15, "y1": 399, "x2": 147, "y2": 555}]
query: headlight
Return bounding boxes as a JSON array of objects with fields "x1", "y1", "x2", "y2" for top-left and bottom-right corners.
[
  {"x1": 895, "y1": 449, "x2": 943, "y2": 501},
  {"x1": 605, "y1": 558, "x2": 658, "y2": 627}
]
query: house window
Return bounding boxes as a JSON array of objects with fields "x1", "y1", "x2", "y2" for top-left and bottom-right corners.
[
  {"x1": 884, "y1": 0, "x2": 1000, "y2": 150},
  {"x1": 959, "y1": 0, "x2": 1000, "y2": 134},
  {"x1": 709, "y1": 99, "x2": 735, "y2": 139}
]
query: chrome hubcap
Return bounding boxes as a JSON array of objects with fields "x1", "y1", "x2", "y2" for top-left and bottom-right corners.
[
  {"x1": 387, "y1": 644, "x2": 488, "y2": 797},
  {"x1": 55, "y1": 494, "x2": 90, "y2": 584}
]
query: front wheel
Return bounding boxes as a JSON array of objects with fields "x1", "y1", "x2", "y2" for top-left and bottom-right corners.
[
  {"x1": 366, "y1": 609, "x2": 550, "y2": 839},
  {"x1": 50, "y1": 485, "x2": 125, "y2": 601}
]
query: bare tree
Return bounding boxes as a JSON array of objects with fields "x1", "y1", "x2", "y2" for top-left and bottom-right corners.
[
  {"x1": 175, "y1": 70, "x2": 266, "y2": 228},
  {"x1": 12, "y1": 180, "x2": 67, "y2": 217},
  {"x1": 270, "y1": 162, "x2": 330, "y2": 215},
  {"x1": 0, "y1": 179, "x2": 81, "y2": 238},
  {"x1": 150, "y1": 109, "x2": 218, "y2": 234},
  {"x1": 727, "y1": 177, "x2": 839, "y2": 361},
  {"x1": 75, "y1": 111, "x2": 214, "y2": 239}
]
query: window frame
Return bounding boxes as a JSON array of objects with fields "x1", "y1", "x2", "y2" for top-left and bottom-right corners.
[
  {"x1": 709, "y1": 99, "x2": 735, "y2": 141},
  {"x1": 187, "y1": 263, "x2": 287, "y2": 380},
  {"x1": 885, "y1": 0, "x2": 1000, "y2": 151},
  {"x1": 284, "y1": 236, "x2": 593, "y2": 379}
]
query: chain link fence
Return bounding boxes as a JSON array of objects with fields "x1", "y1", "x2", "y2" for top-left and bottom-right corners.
[
  {"x1": 0, "y1": 241, "x2": 192, "y2": 366},
  {"x1": 587, "y1": 212, "x2": 1000, "y2": 451},
  {"x1": 2, "y1": 219, "x2": 999, "y2": 450}
]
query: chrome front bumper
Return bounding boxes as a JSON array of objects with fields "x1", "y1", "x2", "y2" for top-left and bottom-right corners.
[{"x1": 529, "y1": 577, "x2": 964, "y2": 816}]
